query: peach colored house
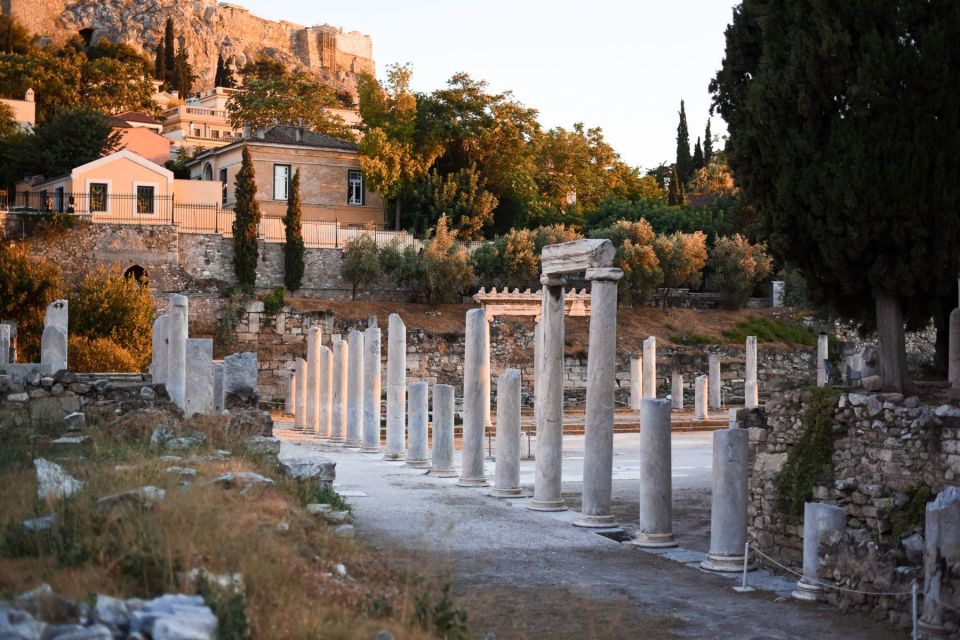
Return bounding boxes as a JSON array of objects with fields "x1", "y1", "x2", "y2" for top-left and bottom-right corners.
[
  {"x1": 107, "y1": 114, "x2": 172, "y2": 165},
  {"x1": 186, "y1": 124, "x2": 384, "y2": 226}
]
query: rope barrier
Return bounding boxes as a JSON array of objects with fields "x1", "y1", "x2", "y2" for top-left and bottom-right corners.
[{"x1": 933, "y1": 597, "x2": 960, "y2": 616}]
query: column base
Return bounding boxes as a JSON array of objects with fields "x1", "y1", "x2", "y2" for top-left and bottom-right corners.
[
  {"x1": 345, "y1": 440, "x2": 362, "y2": 448},
  {"x1": 383, "y1": 451, "x2": 405, "y2": 461},
  {"x1": 429, "y1": 468, "x2": 458, "y2": 478},
  {"x1": 918, "y1": 619, "x2": 949, "y2": 639},
  {"x1": 632, "y1": 532, "x2": 677, "y2": 548},
  {"x1": 791, "y1": 578, "x2": 821, "y2": 602},
  {"x1": 406, "y1": 459, "x2": 430, "y2": 468},
  {"x1": 456, "y1": 476, "x2": 490, "y2": 487},
  {"x1": 489, "y1": 487, "x2": 523, "y2": 498},
  {"x1": 700, "y1": 553, "x2": 752, "y2": 572},
  {"x1": 528, "y1": 497, "x2": 567, "y2": 512},
  {"x1": 360, "y1": 446, "x2": 380, "y2": 453},
  {"x1": 573, "y1": 513, "x2": 617, "y2": 528}
]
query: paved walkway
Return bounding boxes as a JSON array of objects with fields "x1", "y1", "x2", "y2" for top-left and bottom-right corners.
[{"x1": 276, "y1": 423, "x2": 906, "y2": 640}]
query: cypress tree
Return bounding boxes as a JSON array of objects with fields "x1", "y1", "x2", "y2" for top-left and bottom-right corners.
[
  {"x1": 692, "y1": 137, "x2": 705, "y2": 171},
  {"x1": 283, "y1": 168, "x2": 305, "y2": 292},
  {"x1": 173, "y1": 40, "x2": 193, "y2": 96},
  {"x1": 163, "y1": 18, "x2": 175, "y2": 86},
  {"x1": 703, "y1": 119, "x2": 713, "y2": 165},
  {"x1": 667, "y1": 167, "x2": 684, "y2": 206},
  {"x1": 214, "y1": 53, "x2": 235, "y2": 88},
  {"x1": 675, "y1": 100, "x2": 692, "y2": 185},
  {"x1": 154, "y1": 40, "x2": 166, "y2": 86},
  {"x1": 232, "y1": 146, "x2": 261, "y2": 290}
]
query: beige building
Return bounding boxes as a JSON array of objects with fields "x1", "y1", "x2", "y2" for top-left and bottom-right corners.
[
  {"x1": 1, "y1": 88, "x2": 36, "y2": 132},
  {"x1": 186, "y1": 124, "x2": 384, "y2": 226},
  {"x1": 162, "y1": 87, "x2": 242, "y2": 157}
]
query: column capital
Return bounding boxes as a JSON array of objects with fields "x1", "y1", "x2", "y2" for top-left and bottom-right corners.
[
  {"x1": 585, "y1": 267, "x2": 624, "y2": 282},
  {"x1": 540, "y1": 274, "x2": 566, "y2": 287}
]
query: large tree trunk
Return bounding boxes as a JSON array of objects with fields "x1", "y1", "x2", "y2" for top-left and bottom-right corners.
[
  {"x1": 394, "y1": 198, "x2": 402, "y2": 231},
  {"x1": 874, "y1": 290, "x2": 910, "y2": 393}
]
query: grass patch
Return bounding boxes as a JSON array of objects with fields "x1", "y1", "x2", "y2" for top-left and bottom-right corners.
[
  {"x1": 669, "y1": 332, "x2": 719, "y2": 346},
  {"x1": 721, "y1": 315, "x2": 818, "y2": 346},
  {"x1": 774, "y1": 387, "x2": 842, "y2": 522}
]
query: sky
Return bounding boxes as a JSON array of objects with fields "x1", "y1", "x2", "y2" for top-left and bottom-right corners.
[{"x1": 241, "y1": 0, "x2": 737, "y2": 171}]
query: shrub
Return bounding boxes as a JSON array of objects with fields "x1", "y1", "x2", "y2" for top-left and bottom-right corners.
[
  {"x1": 721, "y1": 316, "x2": 817, "y2": 346},
  {"x1": 591, "y1": 220, "x2": 662, "y2": 306},
  {"x1": 381, "y1": 216, "x2": 475, "y2": 304},
  {"x1": 652, "y1": 230, "x2": 708, "y2": 306},
  {"x1": 261, "y1": 286, "x2": 286, "y2": 314},
  {"x1": 68, "y1": 335, "x2": 140, "y2": 372},
  {"x1": 0, "y1": 242, "x2": 61, "y2": 362},
  {"x1": 709, "y1": 234, "x2": 773, "y2": 309},
  {"x1": 341, "y1": 235, "x2": 380, "y2": 300}
]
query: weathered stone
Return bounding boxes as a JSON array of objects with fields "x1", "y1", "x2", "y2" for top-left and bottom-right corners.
[
  {"x1": 223, "y1": 352, "x2": 258, "y2": 404},
  {"x1": 491, "y1": 369, "x2": 522, "y2": 498},
  {"x1": 34, "y1": 458, "x2": 84, "y2": 500},
  {"x1": 212, "y1": 471, "x2": 274, "y2": 491},
  {"x1": 429, "y1": 384, "x2": 457, "y2": 477},
  {"x1": 346, "y1": 330, "x2": 364, "y2": 447},
  {"x1": 184, "y1": 339, "x2": 214, "y2": 416},
  {"x1": 384, "y1": 315, "x2": 406, "y2": 460},
  {"x1": 540, "y1": 239, "x2": 614, "y2": 275},
  {"x1": 702, "y1": 428, "x2": 750, "y2": 572},
  {"x1": 95, "y1": 486, "x2": 166, "y2": 515},
  {"x1": 63, "y1": 411, "x2": 85, "y2": 431},
  {"x1": 149, "y1": 425, "x2": 176, "y2": 449},
  {"x1": 279, "y1": 456, "x2": 336, "y2": 490},
  {"x1": 405, "y1": 381, "x2": 430, "y2": 467},
  {"x1": 40, "y1": 325, "x2": 67, "y2": 373},
  {"x1": 361, "y1": 326, "x2": 381, "y2": 452},
  {"x1": 459, "y1": 309, "x2": 489, "y2": 488},
  {"x1": 151, "y1": 315, "x2": 169, "y2": 386},
  {"x1": 862, "y1": 375, "x2": 883, "y2": 392},
  {"x1": 634, "y1": 399, "x2": 676, "y2": 548},
  {"x1": 128, "y1": 594, "x2": 217, "y2": 639},
  {"x1": 14, "y1": 583, "x2": 81, "y2": 624},
  {"x1": 140, "y1": 386, "x2": 157, "y2": 400},
  {"x1": 530, "y1": 284, "x2": 562, "y2": 507}
]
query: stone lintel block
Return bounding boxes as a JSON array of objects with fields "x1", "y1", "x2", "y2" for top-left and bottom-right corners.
[{"x1": 541, "y1": 239, "x2": 615, "y2": 275}]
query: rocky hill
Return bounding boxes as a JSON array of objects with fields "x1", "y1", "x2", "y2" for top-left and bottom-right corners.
[{"x1": 1, "y1": 0, "x2": 375, "y2": 97}]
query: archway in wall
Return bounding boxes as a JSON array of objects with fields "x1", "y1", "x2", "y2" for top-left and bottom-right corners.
[{"x1": 124, "y1": 265, "x2": 148, "y2": 285}]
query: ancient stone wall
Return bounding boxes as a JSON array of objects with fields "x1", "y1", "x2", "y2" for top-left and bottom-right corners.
[{"x1": 743, "y1": 388, "x2": 960, "y2": 628}]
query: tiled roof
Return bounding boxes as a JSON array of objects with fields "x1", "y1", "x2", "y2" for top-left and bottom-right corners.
[
  {"x1": 115, "y1": 111, "x2": 162, "y2": 125},
  {"x1": 252, "y1": 124, "x2": 357, "y2": 151}
]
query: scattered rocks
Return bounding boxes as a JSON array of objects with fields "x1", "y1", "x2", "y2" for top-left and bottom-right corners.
[
  {"x1": 7, "y1": 392, "x2": 29, "y2": 402},
  {"x1": 149, "y1": 425, "x2": 176, "y2": 449},
  {"x1": 306, "y1": 503, "x2": 333, "y2": 516},
  {"x1": 22, "y1": 514, "x2": 56, "y2": 532},
  {"x1": 48, "y1": 435, "x2": 93, "y2": 452},
  {"x1": 333, "y1": 524, "x2": 355, "y2": 538},
  {"x1": 14, "y1": 584, "x2": 83, "y2": 624},
  {"x1": 150, "y1": 425, "x2": 205, "y2": 451},
  {"x1": 279, "y1": 456, "x2": 336, "y2": 491},
  {"x1": 211, "y1": 471, "x2": 275, "y2": 492},
  {"x1": 34, "y1": 458, "x2": 84, "y2": 500},
  {"x1": 139, "y1": 386, "x2": 156, "y2": 400},
  {"x1": 63, "y1": 412, "x2": 85, "y2": 431},
  {"x1": 95, "y1": 486, "x2": 166, "y2": 516},
  {"x1": 166, "y1": 466, "x2": 198, "y2": 478}
]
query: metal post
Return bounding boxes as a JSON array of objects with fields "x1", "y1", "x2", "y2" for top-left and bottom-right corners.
[
  {"x1": 733, "y1": 542, "x2": 755, "y2": 593},
  {"x1": 912, "y1": 580, "x2": 918, "y2": 640}
]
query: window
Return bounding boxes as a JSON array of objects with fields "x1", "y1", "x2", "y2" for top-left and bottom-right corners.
[
  {"x1": 136, "y1": 185, "x2": 155, "y2": 214},
  {"x1": 39, "y1": 190, "x2": 48, "y2": 211},
  {"x1": 89, "y1": 183, "x2": 108, "y2": 212},
  {"x1": 212, "y1": 130, "x2": 220, "y2": 139},
  {"x1": 273, "y1": 164, "x2": 291, "y2": 200},
  {"x1": 348, "y1": 170, "x2": 364, "y2": 206},
  {"x1": 193, "y1": 128, "x2": 201, "y2": 138},
  {"x1": 219, "y1": 168, "x2": 228, "y2": 206},
  {"x1": 54, "y1": 187, "x2": 64, "y2": 212}
]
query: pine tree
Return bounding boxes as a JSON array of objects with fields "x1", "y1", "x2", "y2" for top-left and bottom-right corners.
[
  {"x1": 692, "y1": 137, "x2": 705, "y2": 171},
  {"x1": 703, "y1": 119, "x2": 714, "y2": 165},
  {"x1": 163, "y1": 18, "x2": 175, "y2": 87},
  {"x1": 675, "y1": 100, "x2": 692, "y2": 186},
  {"x1": 283, "y1": 168, "x2": 305, "y2": 292},
  {"x1": 232, "y1": 146, "x2": 261, "y2": 290}
]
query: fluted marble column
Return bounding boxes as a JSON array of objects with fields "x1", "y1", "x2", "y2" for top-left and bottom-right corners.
[
  {"x1": 792, "y1": 503, "x2": 846, "y2": 601},
  {"x1": 745, "y1": 335, "x2": 758, "y2": 406},
  {"x1": 643, "y1": 337, "x2": 657, "y2": 399},
  {"x1": 346, "y1": 329, "x2": 364, "y2": 447},
  {"x1": 430, "y1": 384, "x2": 457, "y2": 477},
  {"x1": 331, "y1": 335, "x2": 347, "y2": 443},
  {"x1": 708, "y1": 354, "x2": 721, "y2": 409},
  {"x1": 634, "y1": 398, "x2": 677, "y2": 547},
  {"x1": 491, "y1": 369, "x2": 522, "y2": 498},
  {"x1": 319, "y1": 346, "x2": 332, "y2": 438},
  {"x1": 816, "y1": 334, "x2": 829, "y2": 387},
  {"x1": 362, "y1": 326, "x2": 382, "y2": 453},
  {"x1": 458, "y1": 308, "x2": 490, "y2": 487},
  {"x1": 702, "y1": 428, "x2": 751, "y2": 572},
  {"x1": 306, "y1": 327, "x2": 320, "y2": 434},
  {"x1": 694, "y1": 375, "x2": 708, "y2": 421},
  {"x1": 530, "y1": 279, "x2": 564, "y2": 509},
  {"x1": 575, "y1": 268, "x2": 622, "y2": 527},
  {"x1": 294, "y1": 357, "x2": 306, "y2": 431},
  {"x1": 385, "y1": 314, "x2": 406, "y2": 460},
  {"x1": 533, "y1": 320, "x2": 543, "y2": 431},
  {"x1": 150, "y1": 315, "x2": 169, "y2": 386},
  {"x1": 630, "y1": 355, "x2": 643, "y2": 410},
  {"x1": 483, "y1": 319, "x2": 492, "y2": 428},
  {"x1": 167, "y1": 294, "x2": 188, "y2": 410},
  {"x1": 283, "y1": 370, "x2": 295, "y2": 416},
  {"x1": 406, "y1": 381, "x2": 430, "y2": 467},
  {"x1": 671, "y1": 372, "x2": 683, "y2": 411}
]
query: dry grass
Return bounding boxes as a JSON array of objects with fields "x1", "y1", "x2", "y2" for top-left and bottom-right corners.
[{"x1": 0, "y1": 412, "x2": 461, "y2": 639}]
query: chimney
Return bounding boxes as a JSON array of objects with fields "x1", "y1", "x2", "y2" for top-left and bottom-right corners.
[
  {"x1": 242, "y1": 124, "x2": 251, "y2": 138},
  {"x1": 296, "y1": 116, "x2": 304, "y2": 142},
  {"x1": 256, "y1": 127, "x2": 265, "y2": 140},
  {"x1": 24, "y1": 88, "x2": 34, "y2": 102}
]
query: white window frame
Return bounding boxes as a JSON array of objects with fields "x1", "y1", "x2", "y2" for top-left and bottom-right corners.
[
  {"x1": 85, "y1": 179, "x2": 112, "y2": 214},
  {"x1": 274, "y1": 164, "x2": 291, "y2": 201},
  {"x1": 133, "y1": 181, "x2": 159, "y2": 216},
  {"x1": 348, "y1": 169, "x2": 364, "y2": 206}
]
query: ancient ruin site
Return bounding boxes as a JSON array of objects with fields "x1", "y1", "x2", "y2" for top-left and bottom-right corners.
[{"x1": 1, "y1": 1, "x2": 959, "y2": 639}]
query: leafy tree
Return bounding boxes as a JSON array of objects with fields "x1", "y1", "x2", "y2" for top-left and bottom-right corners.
[
  {"x1": 381, "y1": 216, "x2": 475, "y2": 303},
  {"x1": 232, "y1": 146, "x2": 261, "y2": 289},
  {"x1": 0, "y1": 102, "x2": 18, "y2": 139},
  {"x1": 531, "y1": 223, "x2": 583, "y2": 252},
  {"x1": 692, "y1": 137, "x2": 705, "y2": 171},
  {"x1": 0, "y1": 14, "x2": 32, "y2": 54},
  {"x1": 675, "y1": 100, "x2": 692, "y2": 185},
  {"x1": 68, "y1": 335, "x2": 139, "y2": 373},
  {"x1": 0, "y1": 242, "x2": 60, "y2": 362},
  {"x1": 22, "y1": 109, "x2": 121, "y2": 179},
  {"x1": 408, "y1": 166, "x2": 498, "y2": 239},
  {"x1": 214, "y1": 52, "x2": 235, "y2": 88},
  {"x1": 535, "y1": 123, "x2": 626, "y2": 213},
  {"x1": 703, "y1": 119, "x2": 714, "y2": 165},
  {"x1": 709, "y1": 234, "x2": 773, "y2": 308},
  {"x1": 610, "y1": 171, "x2": 666, "y2": 203},
  {"x1": 711, "y1": 0, "x2": 960, "y2": 391},
  {"x1": 341, "y1": 235, "x2": 380, "y2": 299},
  {"x1": 283, "y1": 168, "x2": 305, "y2": 292},
  {"x1": 652, "y1": 230, "x2": 708, "y2": 306},
  {"x1": 592, "y1": 220, "x2": 663, "y2": 306}
]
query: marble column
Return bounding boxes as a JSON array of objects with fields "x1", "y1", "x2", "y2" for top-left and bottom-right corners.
[
  {"x1": 642, "y1": 337, "x2": 657, "y2": 398},
  {"x1": 283, "y1": 370, "x2": 295, "y2": 416},
  {"x1": 385, "y1": 314, "x2": 406, "y2": 460},
  {"x1": 745, "y1": 335, "x2": 758, "y2": 405},
  {"x1": 0, "y1": 323, "x2": 8, "y2": 366},
  {"x1": 331, "y1": 336, "x2": 347, "y2": 443},
  {"x1": 634, "y1": 398, "x2": 677, "y2": 547},
  {"x1": 630, "y1": 356, "x2": 643, "y2": 410},
  {"x1": 950, "y1": 302, "x2": 960, "y2": 388},
  {"x1": 483, "y1": 319, "x2": 492, "y2": 428},
  {"x1": 575, "y1": 268, "x2": 623, "y2": 526},
  {"x1": 708, "y1": 354, "x2": 721, "y2": 409},
  {"x1": 745, "y1": 380, "x2": 759, "y2": 409},
  {"x1": 306, "y1": 327, "x2": 320, "y2": 434},
  {"x1": 150, "y1": 315, "x2": 169, "y2": 385},
  {"x1": 430, "y1": 384, "x2": 457, "y2": 477},
  {"x1": 919, "y1": 486, "x2": 960, "y2": 638},
  {"x1": 294, "y1": 357, "x2": 307, "y2": 431},
  {"x1": 459, "y1": 308, "x2": 490, "y2": 487},
  {"x1": 319, "y1": 346, "x2": 333, "y2": 438},
  {"x1": 529, "y1": 279, "x2": 564, "y2": 508},
  {"x1": 184, "y1": 338, "x2": 213, "y2": 416},
  {"x1": 167, "y1": 294, "x2": 188, "y2": 410},
  {"x1": 346, "y1": 329, "x2": 364, "y2": 447},
  {"x1": 694, "y1": 375, "x2": 708, "y2": 421},
  {"x1": 533, "y1": 320, "x2": 543, "y2": 431},
  {"x1": 816, "y1": 334, "x2": 829, "y2": 387},
  {"x1": 671, "y1": 372, "x2": 683, "y2": 411},
  {"x1": 406, "y1": 381, "x2": 430, "y2": 467},
  {"x1": 491, "y1": 368, "x2": 522, "y2": 498},
  {"x1": 362, "y1": 326, "x2": 382, "y2": 453},
  {"x1": 213, "y1": 362, "x2": 225, "y2": 414},
  {"x1": 701, "y1": 428, "x2": 751, "y2": 572},
  {"x1": 792, "y1": 502, "x2": 846, "y2": 601}
]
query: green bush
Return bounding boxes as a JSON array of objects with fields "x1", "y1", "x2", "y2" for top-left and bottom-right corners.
[
  {"x1": 721, "y1": 316, "x2": 817, "y2": 346},
  {"x1": 381, "y1": 216, "x2": 475, "y2": 304},
  {"x1": 0, "y1": 242, "x2": 60, "y2": 362},
  {"x1": 670, "y1": 333, "x2": 719, "y2": 346},
  {"x1": 709, "y1": 234, "x2": 773, "y2": 309},
  {"x1": 341, "y1": 235, "x2": 380, "y2": 300},
  {"x1": 260, "y1": 286, "x2": 286, "y2": 315}
]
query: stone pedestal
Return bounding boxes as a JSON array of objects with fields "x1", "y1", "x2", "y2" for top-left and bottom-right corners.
[
  {"x1": 745, "y1": 380, "x2": 759, "y2": 409},
  {"x1": 150, "y1": 315, "x2": 168, "y2": 385},
  {"x1": 213, "y1": 363, "x2": 225, "y2": 414},
  {"x1": 634, "y1": 398, "x2": 677, "y2": 548},
  {"x1": 671, "y1": 372, "x2": 683, "y2": 411},
  {"x1": 491, "y1": 369, "x2": 522, "y2": 498},
  {"x1": 40, "y1": 326, "x2": 67, "y2": 373},
  {"x1": 816, "y1": 334, "x2": 829, "y2": 387},
  {"x1": 167, "y1": 294, "x2": 188, "y2": 410},
  {"x1": 430, "y1": 384, "x2": 457, "y2": 477},
  {"x1": 950, "y1": 308, "x2": 960, "y2": 388},
  {"x1": 701, "y1": 429, "x2": 751, "y2": 572},
  {"x1": 319, "y1": 346, "x2": 333, "y2": 438},
  {"x1": 362, "y1": 327, "x2": 382, "y2": 452},
  {"x1": 406, "y1": 381, "x2": 430, "y2": 467},
  {"x1": 459, "y1": 308, "x2": 490, "y2": 487},
  {"x1": 694, "y1": 375, "x2": 708, "y2": 421},
  {"x1": 346, "y1": 330, "x2": 364, "y2": 447},
  {"x1": 575, "y1": 268, "x2": 622, "y2": 526},
  {"x1": 306, "y1": 327, "x2": 320, "y2": 434},
  {"x1": 385, "y1": 314, "x2": 406, "y2": 460},
  {"x1": 642, "y1": 337, "x2": 657, "y2": 398},
  {"x1": 184, "y1": 338, "x2": 213, "y2": 416},
  {"x1": 792, "y1": 502, "x2": 846, "y2": 601},
  {"x1": 223, "y1": 352, "x2": 258, "y2": 399},
  {"x1": 529, "y1": 280, "x2": 563, "y2": 507},
  {"x1": 331, "y1": 336, "x2": 347, "y2": 442},
  {"x1": 630, "y1": 355, "x2": 643, "y2": 410},
  {"x1": 708, "y1": 354, "x2": 721, "y2": 409},
  {"x1": 919, "y1": 486, "x2": 960, "y2": 638},
  {"x1": 294, "y1": 358, "x2": 307, "y2": 431}
]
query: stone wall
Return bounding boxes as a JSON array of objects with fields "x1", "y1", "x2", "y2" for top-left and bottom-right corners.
[{"x1": 743, "y1": 387, "x2": 960, "y2": 628}]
